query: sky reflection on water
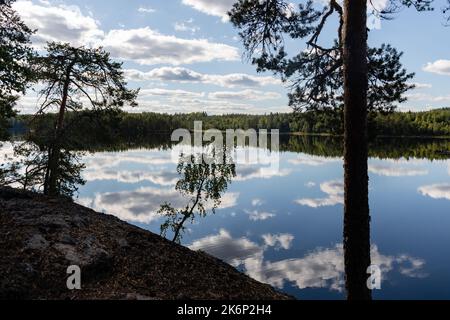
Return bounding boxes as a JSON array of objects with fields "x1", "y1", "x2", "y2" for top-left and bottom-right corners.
[{"x1": 66, "y1": 140, "x2": 450, "y2": 299}]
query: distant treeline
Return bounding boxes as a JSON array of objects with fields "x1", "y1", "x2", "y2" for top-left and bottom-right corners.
[
  {"x1": 9, "y1": 107, "x2": 450, "y2": 140},
  {"x1": 7, "y1": 111, "x2": 450, "y2": 160}
]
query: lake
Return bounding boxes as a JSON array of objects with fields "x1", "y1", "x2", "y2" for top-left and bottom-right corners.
[{"x1": 4, "y1": 136, "x2": 450, "y2": 299}]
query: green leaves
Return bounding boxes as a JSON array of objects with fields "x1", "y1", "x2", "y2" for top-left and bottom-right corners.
[
  {"x1": 0, "y1": 95, "x2": 17, "y2": 140},
  {"x1": 0, "y1": 0, "x2": 35, "y2": 139},
  {"x1": 0, "y1": 140, "x2": 85, "y2": 198},
  {"x1": 35, "y1": 43, "x2": 139, "y2": 115},
  {"x1": 229, "y1": 0, "x2": 321, "y2": 60},
  {"x1": 229, "y1": 0, "x2": 417, "y2": 114},
  {"x1": 0, "y1": 0, "x2": 35, "y2": 95},
  {"x1": 160, "y1": 150, "x2": 236, "y2": 243}
]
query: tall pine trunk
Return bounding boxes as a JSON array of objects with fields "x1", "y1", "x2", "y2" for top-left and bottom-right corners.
[
  {"x1": 342, "y1": 0, "x2": 372, "y2": 300},
  {"x1": 45, "y1": 69, "x2": 71, "y2": 196}
]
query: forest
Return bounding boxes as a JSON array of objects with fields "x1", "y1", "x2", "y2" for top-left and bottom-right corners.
[{"x1": 9, "y1": 107, "x2": 450, "y2": 141}]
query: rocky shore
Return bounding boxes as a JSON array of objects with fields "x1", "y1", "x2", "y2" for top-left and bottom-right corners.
[{"x1": 0, "y1": 187, "x2": 291, "y2": 300}]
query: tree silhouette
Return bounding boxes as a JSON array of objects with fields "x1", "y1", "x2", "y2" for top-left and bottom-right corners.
[
  {"x1": 3, "y1": 142, "x2": 86, "y2": 197},
  {"x1": 229, "y1": 1, "x2": 414, "y2": 113},
  {"x1": 0, "y1": 0, "x2": 34, "y2": 139},
  {"x1": 33, "y1": 42, "x2": 138, "y2": 196},
  {"x1": 229, "y1": 0, "x2": 434, "y2": 300}
]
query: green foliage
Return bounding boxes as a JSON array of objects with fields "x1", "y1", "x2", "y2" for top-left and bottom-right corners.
[
  {"x1": 0, "y1": 0, "x2": 35, "y2": 139},
  {"x1": 278, "y1": 135, "x2": 450, "y2": 161},
  {"x1": 11, "y1": 108, "x2": 450, "y2": 143},
  {"x1": 0, "y1": 141, "x2": 85, "y2": 197},
  {"x1": 4, "y1": 142, "x2": 48, "y2": 191},
  {"x1": 34, "y1": 42, "x2": 139, "y2": 115},
  {"x1": 159, "y1": 150, "x2": 236, "y2": 243},
  {"x1": 228, "y1": 0, "x2": 415, "y2": 113},
  {"x1": 3, "y1": 42, "x2": 137, "y2": 197},
  {"x1": 0, "y1": 95, "x2": 17, "y2": 140},
  {"x1": 33, "y1": 42, "x2": 139, "y2": 196},
  {"x1": 371, "y1": 108, "x2": 450, "y2": 137}
]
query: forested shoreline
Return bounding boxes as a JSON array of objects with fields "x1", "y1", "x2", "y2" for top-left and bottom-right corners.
[{"x1": 9, "y1": 107, "x2": 450, "y2": 139}]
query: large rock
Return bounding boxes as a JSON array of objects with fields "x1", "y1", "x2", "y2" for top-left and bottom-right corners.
[{"x1": 0, "y1": 187, "x2": 292, "y2": 300}]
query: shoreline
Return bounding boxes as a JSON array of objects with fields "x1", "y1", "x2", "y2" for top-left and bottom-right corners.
[{"x1": 8, "y1": 131, "x2": 450, "y2": 141}]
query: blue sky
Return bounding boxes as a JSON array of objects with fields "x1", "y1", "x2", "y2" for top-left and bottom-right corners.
[{"x1": 13, "y1": 0, "x2": 450, "y2": 114}]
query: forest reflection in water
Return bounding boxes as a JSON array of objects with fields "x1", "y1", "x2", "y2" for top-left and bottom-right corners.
[{"x1": 1, "y1": 135, "x2": 449, "y2": 299}]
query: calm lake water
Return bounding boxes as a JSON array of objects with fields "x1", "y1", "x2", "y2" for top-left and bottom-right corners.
[{"x1": 5, "y1": 136, "x2": 450, "y2": 299}]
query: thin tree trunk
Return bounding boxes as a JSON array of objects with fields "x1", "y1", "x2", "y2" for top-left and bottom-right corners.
[
  {"x1": 342, "y1": 0, "x2": 371, "y2": 300},
  {"x1": 46, "y1": 147, "x2": 61, "y2": 195},
  {"x1": 46, "y1": 68, "x2": 71, "y2": 196},
  {"x1": 43, "y1": 147, "x2": 51, "y2": 194},
  {"x1": 172, "y1": 171, "x2": 207, "y2": 242}
]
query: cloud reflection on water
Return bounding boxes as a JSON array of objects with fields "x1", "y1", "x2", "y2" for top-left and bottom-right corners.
[
  {"x1": 190, "y1": 229, "x2": 427, "y2": 292},
  {"x1": 78, "y1": 188, "x2": 239, "y2": 224}
]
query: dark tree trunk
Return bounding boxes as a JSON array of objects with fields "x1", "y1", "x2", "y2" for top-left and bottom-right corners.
[
  {"x1": 46, "y1": 146, "x2": 61, "y2": 196},
  {"x1": 342, "y1": 0, "x2": 372, "y2": 300},
  {"x1": 45, "y1": 70, "x2": 71, "y2": 196}
]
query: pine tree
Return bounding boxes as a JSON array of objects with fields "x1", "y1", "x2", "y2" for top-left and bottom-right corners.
[
  {"x1": 0, "y1": 0, "x2": 35, "y2": 139},
  {"x1": 229, "y1": 0, "x2": 435, "y2": 300},
  {"x1": 33, "y1": 42, "x2": 139, "y2": 196}
]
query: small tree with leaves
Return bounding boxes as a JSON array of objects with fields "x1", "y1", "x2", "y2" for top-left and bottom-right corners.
[{"x1": 159, "y1": 150, "x2": 236, "y2": 243}]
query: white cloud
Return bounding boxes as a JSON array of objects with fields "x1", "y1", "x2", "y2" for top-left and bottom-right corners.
[
  {"x1": 128, "y1": 97, "x2": 290, "y2": 115},
  {"x1": 102, "y1": 27, "x2": 239, "y2": 65},
  {"x1": 255, "y1": 244, "x2": 427, "y2": 291},
  {"x1": 409, "y1": 82, "x2": 432, "y2": 89},
  {"x1": 174, "y1": 21, "x2": 200, "y2": 33},
  {"x1": 406, "y1": 93, "x2": 450, "y2": 103},
  {"x1": 369, "y1": 164, "x2": 428, "y2": 177},
  {"x1": 82, "y1": 169, "x2": 179, "y2": 186},
  {"x1": 182, "y1": 0, "x2": 236, "y2": 22},
  {"x1": 82, "y1": 150, "x2": 174, "y2": 170},
  {"x1": 80, "y1": 148, "x2": 290, "y2": 188},
  {"x1": 262, "y1": 233, "x2": 294, "y2": 250},
  {"x1": 78, "y1": 187, "x2": 239, "y2": 224},
  {"x1": 13, "y1": 0, "x2": 104, "y2": 47},
  {"x1": 423, "y1": 60, "x2": 450, "y2": 76},
  {"x1": 288, "y1": 155, "x2": 342, "y2": 166},
  {"x1": 295, "y1": 180, "x2": 344, "y2": 208},
  {"x1": 139, "y1": 88, "x2": 205, "y2": 98},
  {"x1": 13, "y1": 1, "x2": 239, "y2": 66},
  {"x1": 189, "y1": 230, "x2": 427, "y2": 292},
  {"x1": 236, "y1": 165, "x2": 291, "y2": 181},
  {"x1": 133, "y1": 88, "x2": 287, "y2": 114},
  {"x1": 209, "y1": 89, "x2": 281, "y2": 101},
  {"x1": 138, "y1": 6, "x2": 156, "y2": 14},
  {"x1": 13, "y1": 95, "x2": 44, "y2": 114},
  {"x1": 9, "y1": 1, "x2": 285, "y2": 115},
  {"x1": 396, "y1": 254, "x2": 428, "y2": 278},
  {"x1": 246, "y1": 210, "x2": 276, "y2": 221},
  {"x1": 251, "y1": 198, "x2": 264, "y2": 206},
  {"x1": 77, "y1": 187, "x2": 179, "y2": 224},
  {"x1": 418, "y1": 183, "x2": 450, "y2": 201},
  {"x1": 182, "y1": 0, "x2": 389, "y2": 25},
  {"x1": 189, "y1": 229, "x2": 264, "y2": 266},
  {"x1": 124, "y1": 67, "x2": 280, "y2": 88}
]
